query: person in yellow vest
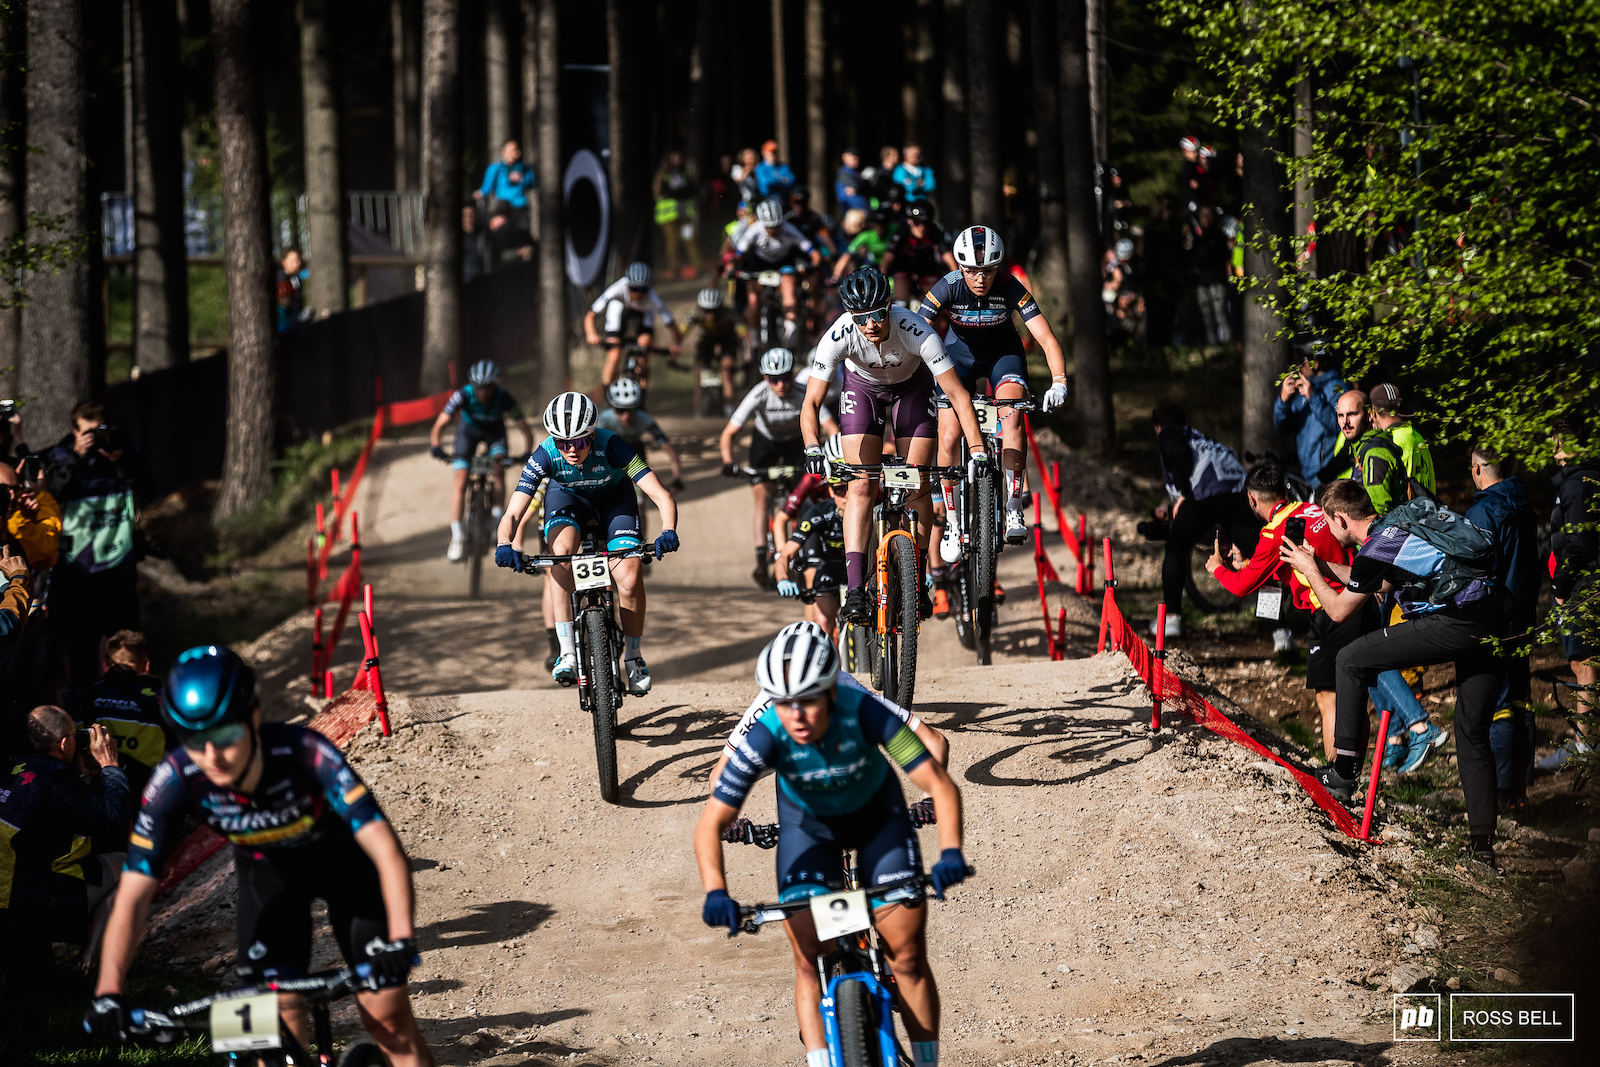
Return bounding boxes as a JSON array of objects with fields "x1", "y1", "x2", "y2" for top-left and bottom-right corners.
[
  {"x1": 66, "y1": 630, "x2": 173, "y2": 800},
  {"x1": 2, "y1": 461, "x2": 61, "y2": 574},
  {"x1": 1368, "y1": 382, "x2": 1436, "y2": 500},
  {"x1": 653, "y1": 150, "x2": 699, "y2": 279}
]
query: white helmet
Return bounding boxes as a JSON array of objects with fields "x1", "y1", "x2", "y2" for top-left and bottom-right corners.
[
  {"x1": 952, "y1": 225, "x2": 1004, "y2": 269},
  {"x1": 697, "y1": 287, "x2": 724, "y2": 310},
  {"x1": 759, "y1": 347, "x2": 795, "y2": 376},
  {"x1": 775, "y1": 620, "x2": 831, "y2": 643},
  {"x1": 469, "y1": 359, "x2": 500, "y2": 385},
  {"x1": 755, "y1": 198, "x2": 785, "y2": 226},
  {"x1": 755, "y1": 626, "x2": 841, "y2": 700},
  {"x1": 606, "y1": 378, "x2": 643, "y2": 410},
  {"x1": 542, "y1": 391, "x2": 598, "y2": 440}
]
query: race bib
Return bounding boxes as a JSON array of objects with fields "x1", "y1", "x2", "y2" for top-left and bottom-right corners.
[
  {"x1": 1255, "y1": 583, "x2": 1284, "y2": 620},
  {"x1": 972, "y1": 398, "x2": 998, "y2": 435},
  {"x1": 572, "y1": 555, "x2": 611, "y2": 590},
  {"x1": 210, "y1": 993, "x2": 281, "y2": 1053},
  {"x1": 810, "y1": 889, "x2": 871, "y2": 940}
]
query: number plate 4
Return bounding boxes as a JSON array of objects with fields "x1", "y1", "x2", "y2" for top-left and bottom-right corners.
[
  {"x1": 572, "y1": 555, "x2": 611, "y2": 591},
  {"x1": 881, "y1": 466, "x2": 922, "y2": 489},
  {"x1": 210, "y1": 992, "x2": 281, "y2": 1053},
  {"x1": 809, "y1": 889, "x2": 872, "y2": 940}
]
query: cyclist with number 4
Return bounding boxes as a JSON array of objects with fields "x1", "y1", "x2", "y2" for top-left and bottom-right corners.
[
  {"x1": 429, "y1": 360, "x2": 533, "y2": 562},
  {"x1": 919, "y1": 226, "x2": 1071, "y2": 545},
  {"x1": 84, "y1": 646, "x2": 435, "y2": 1066},
  {"x1": 695, "y1": 627, "x2": 967, "y2": 1067},
  {"x1": 803, "y1": 267, "x2": 988, "y2": 626},
  {"x1": 496, "y1": 393, "x2": 680, "y2": 694}
]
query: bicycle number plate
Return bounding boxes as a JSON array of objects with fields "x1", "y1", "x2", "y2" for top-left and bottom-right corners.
[
  {"x1": 757, "y1": 270, "x2": 783, "y2": 287},
  {"x1": 767, "y1": 466, "x2": 797, "y2": 482},
  {"x1": 972, "y1": 397, "x2": 999, "y2": 435},
  {"x1": 209, "y1": 992, "x2": 281, "y2": 1053},
  {"x1": 572, "y1": 555, "x2": 611, "y2": 590},
  {"x1": 700, "y1": 369, "x2": 722, "y2": 387},
  {"x1": 881, "y1": 466, "x2": 922, "y2": 489},
  {"x1": 810, "y1": 889, "x2": 872, "y2": 940}
]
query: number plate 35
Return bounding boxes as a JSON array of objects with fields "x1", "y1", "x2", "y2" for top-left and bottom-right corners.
[
  {"x1": 972, "y1": 398, "x2": 999, "y2": 434},
  {"x1": 809, "y1": 888, "x2": 872, "y2": 940},
  {"x1": 881, "y1": 466, "x2": 922, "y2": 489},
  {"x1": 210, "y1": 992, "x2": 281, "y2": 1053},
  {"x1": 572, "y1": 555, "x2": 611, "y2": 590}
]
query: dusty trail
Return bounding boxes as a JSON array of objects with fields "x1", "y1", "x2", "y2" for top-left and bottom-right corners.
[{"x1": 156, "y1": 418, "x2": 1451, "y2": 1067}]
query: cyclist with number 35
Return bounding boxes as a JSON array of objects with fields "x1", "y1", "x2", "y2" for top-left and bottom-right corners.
[
  {"x1": 83, "y1": 646, "x2": 435, "y2": 1066},
  {"x1": 495, "y1": 393, "x2": 681, "y2": 695},
  {"x1": 428, "y1": 360, "x2": 533, "y2": 562}
]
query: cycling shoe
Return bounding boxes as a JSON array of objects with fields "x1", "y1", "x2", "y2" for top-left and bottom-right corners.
[
  {"x1": 626, "y1": 658, "x2": 652, "y2": 697},
  {"x1": 842, "y1": 586, "x2": 873, "y2": 625},
  {"x1": 551, "y1": 653, "x2": 578, "y2": 687}
]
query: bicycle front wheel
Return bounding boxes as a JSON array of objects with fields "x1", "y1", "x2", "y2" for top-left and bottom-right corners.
[
  {"x1": 467, "y1": 482, "x2": 487, "y2": 599},
  {"x1": 581, "y1": 610, "x2": 620, "y2": 804},
  {"x1": 889, "y1": 535, "x2": 920, "y2": 707},
  {"x1": 834, "y1": 978, "x2": 879, "y2": 1067},
  {"x1": 970, "y1": 468, "x2": 998, "y2": 666}
]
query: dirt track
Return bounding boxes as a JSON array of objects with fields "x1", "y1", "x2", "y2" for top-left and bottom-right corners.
[{"x1": 147, "y1": 419, "x2": 1471, "y2": 1066}]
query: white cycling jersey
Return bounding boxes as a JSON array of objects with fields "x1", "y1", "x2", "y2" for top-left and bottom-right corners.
[
  {"x1": 729, "y1": 370, "x2": 832, "y2": 442},
  {"x1": 810, "y1": 306, "x2": 954, "y2": 387},
  {"x1": 591, "y1": 278, "x2": 676, "y2": 333},
  {"x1": 721, "y1": 671, "x2": 922, "y2": 760},
  {"x1": 735, "y1": 221, "x2": 815, "y2": 264}
]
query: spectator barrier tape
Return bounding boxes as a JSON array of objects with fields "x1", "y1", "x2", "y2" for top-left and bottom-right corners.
[{"x1": 1098, "y1": 552, "x2": 1374, "y2": 842}]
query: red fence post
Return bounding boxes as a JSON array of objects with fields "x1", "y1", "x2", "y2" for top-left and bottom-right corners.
[
  {"x1": 310, "y1": 607, "x2": 325, "y2": 695},
  {"x1": 363, "y1": 583, "x2": 375, "y2": 633},
  {"x1": 1033, "y1": 492, "x2": 1057, "y2": 658},
  {"x1": 324, "y1": 669, "x2": 335, "y2": 699},
  {"x1": 1151, "y1": 604, "x2": 1167, "y2": 730},
  {"x1": 315, "y1": 504, "x2": 328, "y2": 580},
  {"x1": 1097, "y1": 538, "x2": 1117, "y2": 653},
  {"x1": 359, "y1": 610, "x2": 392, "y2": 736},
  {"x1": 1056, "y1": 607, "x2": 1067, "y2": 659},
  {"x1": 1074, "y1": 514, "x2": 1088, "y2": 595},
  {"x1": 330, "y1": 468, "x2": 342, "y2": 542},
  {"x1": 305, "y1": 537, "x2": 317, "y2": 605},
  {"x1": 351, "y1": 512, "x2": 362, "y2": 576},
  {"x1": 1360, "y1": 709, "x2": 1392, "y2": 841}
]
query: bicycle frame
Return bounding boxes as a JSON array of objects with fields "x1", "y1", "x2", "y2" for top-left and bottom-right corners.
[
  {"x1": 875, "y1": 529, "x2": 917, "y2": 636},
  {"x1": 521, "y1": 544, "x2": 652, "y2": 714}
]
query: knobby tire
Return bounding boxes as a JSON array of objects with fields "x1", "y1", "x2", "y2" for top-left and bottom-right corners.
[
  {"x1": 582, "y1": 609, "x2": 620, "y2": 804},
  {"x1": 889, "y1": 535, "x2": 920, "y2": 707},
  {"x1": 468, "y1": 481, "x2": 487, "y2": 599},
  {"x1": 834, "y1": 979, "x2": 878, "y2": 1067},
  {"x1": 971, "y1": 470, "x2": 998, "y2": 666}
]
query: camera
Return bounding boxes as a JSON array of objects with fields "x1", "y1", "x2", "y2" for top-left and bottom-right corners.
[
  {"x1": 0, "y1": 399, "x2": 15, "y2": 418},
  {"x1": 90, "y1": 423, "x2": 129, "y2": 454}
]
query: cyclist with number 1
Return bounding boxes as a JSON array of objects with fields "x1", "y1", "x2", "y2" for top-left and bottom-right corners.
[{"x1": 428, "y1": 360, "x2": 532, "y2": 562}]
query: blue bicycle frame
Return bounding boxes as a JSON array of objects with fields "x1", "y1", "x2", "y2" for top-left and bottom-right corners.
[{"x1": 821, "y1": 969, "x2": 899, "y2": 1066}]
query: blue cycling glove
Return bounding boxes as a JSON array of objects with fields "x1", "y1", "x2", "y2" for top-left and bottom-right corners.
[
  {"x1": 654, "y1": 529, "x2": 680, "y2": 560},
  {"x1": 703, "y1": 888, "x2": 740, "y2": 936},
  {"x1": 928, "y1": 848, "x2": 968, "y2": 901},
  {"x1": 429, "y1": 445, "x2": 448, "y2": 461},
  {"x1": 776, "y1": 579, "x2": 800, "y2": 598},
  {"x1": 494, "y1": 544, "x2": 523, "y2": 571}
]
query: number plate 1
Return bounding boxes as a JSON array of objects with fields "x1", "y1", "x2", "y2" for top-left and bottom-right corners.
[
  {"x1": 972, "y1": 398, "x2": 999, "y2": 434},
  {"x1": 572, "y1": 555, "x2": 611, "y2": 590},
  {"x1": 881, "y1": 466, "x2": 922, "y2": 489},
  {"x1": 210, "y1": 992, "x2": 281, "y2": 1053},
  {"x1": 809, "y1": 888, "x2": 872, "y2": 940}
]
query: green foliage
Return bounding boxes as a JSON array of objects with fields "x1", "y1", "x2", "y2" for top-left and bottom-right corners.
[{"x1": 211, "y1": 422, "x2": 372, "y2": 561}]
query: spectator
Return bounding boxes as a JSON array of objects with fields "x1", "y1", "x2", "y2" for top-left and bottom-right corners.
[
  {"x1": 754, "y1": 140, "x2": 795, "y2": 200},
  {"x1": 1151, "y1": 402, "x2": 1259, "y2": 638},
  {"x1": 65, "y1": 630, "x2": 171, "y2": 798},
  {"x1": 1188, "y1": 205, "x2": 1231, "y2": 346},
  {"x1": 1318, "y1": 390, "x2": 1406, "y2": 516},
  {"x1": 831, "y1": 209, "x2": 891, "y2": 280},
  {"x1": 871, "y1": 145, "x2": 901, "y2": 202},
  {"x1": 1281, "y1": 480, "x2": 1504, "y2": 866},
  {"x1": 1, "y1": 461, "x2": 60, "y2": 573},
  {"x1": 1273, "y1": 351, "x2": 1348, "y2": 489},
  {"x1": 1, "y1": 399, "x2": 24, "y2": 463},
  {"x1": 1177, "y1": 135, "x2": 1215, "y2": 210},
  {"x1": 485, "y1": 206, "x2": 535, "y2": 269},
  {"x1": 474, "y1": 138, "x2": 532, "y2": 222},
  {"x1": 462, "y1": 204, "x2": 487, "y2": 284},
  {"x1": 653, "y1": 150, "x2": 700, "y2": 279},
  {"x1": 43, "y1": 402, "x2": 148, "y2": 687},
  {"x1": 0, "y1": 543, "x2": 30, "y2": 642},
  {"x1": 1540, "y1": 415, "x2": 1599, "y2": 770},
  {"x1": 892, "y1": 143, "x2": 937, "y2": 203},
  {"x1": 0, "y1": 708, "x2": 130, "y2": 964},
  {"x1": 1464, "y1": 444, "x2": 1540, "y2": 810},
  {"x1": 274, "y1": 249, "x2": 308, "y2": 333},
  {"x1": 733, "y1": 147, "x2": 761, "y2": 204},
  {"x1": 835, "y1": 148, "x2": 869, "y2": 213},
  {"x1": 1369, "y1": 383, "x2": 1436, "y2": 499}
]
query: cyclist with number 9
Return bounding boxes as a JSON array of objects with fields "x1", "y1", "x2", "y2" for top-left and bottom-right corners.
[{"x1": 83, "y1": 646, "x2": 435, "y2": 1066}]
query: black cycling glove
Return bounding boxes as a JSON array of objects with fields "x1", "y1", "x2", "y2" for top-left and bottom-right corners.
[
  {"x1": 721, "y1": 463, "x2": 738, "y2": 478},
  {"x1": 84, "y1": 995, "x2": 130, "y2": 1044},
  {"x1": 429, "y1": 445, "x2": 448, "y2": 461},
  {"x1": 364, "y1": 936, "x2": 420, "y2": 986},
  {"x1": 804, "y1": 448, "x2": 828, "y2": 477}
]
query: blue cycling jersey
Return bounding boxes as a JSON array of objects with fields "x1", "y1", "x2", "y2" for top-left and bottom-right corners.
[
  {"x1": 918, "y1": 269, "x2": 1041, "y2": 359},
  {"x1": 442, "y1": 383, "x2": 522, "y2": 429},
  {"x1": 714, "y1": 686, "x2": 929, "y2": 817},
  {"x1": 515, "y1": 427, "x2": 651, "y2": 499}
]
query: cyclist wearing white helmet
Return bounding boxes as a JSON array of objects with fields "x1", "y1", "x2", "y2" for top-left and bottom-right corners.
[
  {"x1": 719, "y1": 347, "x2": 838, "y2": 588},
  {"x1": 695, "y1": 626, "x2": 966, "y2": 1067},
  {"x1": 729, "y1": 198, "x2": 824, "y2": 347},
  {"x1": 429, "y1": 359, "x2": 534, "y2": 561},
  {"x1": 584, "y1": 261, "x2": 684, "y2": 388},
  {"x1": 920, "y1": 225, "x2": 1071, "y2": 545},
  {"x1": 495, "y1": 392, "x2": 681, "y2": 693},
  {"x1": 598, "y1": 377, "x2": 683, "y2": 490},
  {"x1": 680, "y1": 286, "x2": 746, "y2": 414}
]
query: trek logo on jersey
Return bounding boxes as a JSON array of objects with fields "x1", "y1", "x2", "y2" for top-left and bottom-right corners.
[{"x1": 795, "y1": 756, "x2": 871, "y2": 785}]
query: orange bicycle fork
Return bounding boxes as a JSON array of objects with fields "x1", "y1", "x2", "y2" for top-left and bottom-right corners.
[{"x1": 875, "y1": 528, "x2": 920, "y2": 635}]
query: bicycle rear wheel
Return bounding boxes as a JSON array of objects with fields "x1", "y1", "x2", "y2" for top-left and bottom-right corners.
[
  {"x1": 467, "y1": 481, "x2": 487, "y2": 599},
  {"x1": 970, "y1": 469, "x2": 998, "y2": 666},
  {"x1": 581, "y1": 610, "x2": 620, "y2": 804},
  {"x1": 834, "y1": 978, "x2": 878, "y2": 1067},
  {"x1": 889, "y1": 535, "x2": 920, "y2": 707}
]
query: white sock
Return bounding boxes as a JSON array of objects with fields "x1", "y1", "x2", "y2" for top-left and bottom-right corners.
[
  {"x1": 491, "y1": 506, "x2": 504, "y2": 522},
  {"x1": 806, "y1": 1050, "x2": 831, "y2": 1067},
  {"x1": 555, "y1": 622, "x2": 575, "y2": 658},
  {"x1": 912, "y1": 1039, "x2": 939, "y2": 1067},
  {"x1": 449, "y1": 521, "x2": 463, "y2": 540},
  {"x1": 626, "y1": 635, "x2": 643, "y2": 662}
]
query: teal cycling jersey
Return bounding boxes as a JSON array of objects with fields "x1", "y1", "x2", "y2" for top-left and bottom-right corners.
[
  {"x1": 714, "y1": 686, "x2": 929, "y2": 817},
  {"x1": 442, "y1": 383, "x2": 522, "y2": 429},
  {"x1": 515, "y1": 427, "x2": 651, "y2": 498}
]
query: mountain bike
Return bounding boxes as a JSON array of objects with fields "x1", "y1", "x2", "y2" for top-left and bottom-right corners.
[
  {"x1": 730, "y1": 463, "x2": 801, "y2": 588},
  {"x1": 521, "y1": 543, "x2": 659, "y2": 804},
  {"x1": 836, "y1": 461, "x2": 938, "y2": 708},
  {"x1": 721, "y1": 801, "x2": 964, "y2": 1067},
  {"x1": 123, "y1": 965, "x2": 392, "y2": 1065},
  {"x1": 437, "y1": 446, "x2": 525, "y2": 599},
  {"x1": 734, "y1": 269, "x2": 793, "y2": 359}
]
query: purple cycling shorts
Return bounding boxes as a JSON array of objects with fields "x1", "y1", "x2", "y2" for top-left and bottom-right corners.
[{"x1": 837, "y1": 364, "x2": 938, "y2": 441}]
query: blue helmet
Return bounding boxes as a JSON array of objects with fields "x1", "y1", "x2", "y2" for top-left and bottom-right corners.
[{"x1": 162, "y1": 645, "x2": 258, "y2": 736}]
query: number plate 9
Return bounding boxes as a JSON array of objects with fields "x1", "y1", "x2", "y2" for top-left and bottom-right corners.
[
  {"x1": 809, "y1": 889, "x2": 872, "y2": 940},
  {"x1": 572, "y1": 555, "x2": 611, "y2": 590},
  {"x1": 881, "y1": 466, "x2": 922, "y2": 489},
  {"x1": 972, "y1": 398, "x2": 999, "y2": 434},
  {"x1": 210, "y1": 992, "x2": 281, "y2": 1053}
]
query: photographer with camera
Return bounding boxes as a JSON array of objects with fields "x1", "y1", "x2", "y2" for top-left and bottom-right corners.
[
  {"x1": 1272, "y1": 352, "x2": 1347, "y2": 490},
  {"x1": 42, "y1": 402, "x2": 150, "y2": 686}
]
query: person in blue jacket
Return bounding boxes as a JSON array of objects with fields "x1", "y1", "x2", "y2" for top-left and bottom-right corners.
[
  {"x1": 1273, "y1": 351, "x2": 1347, "y2": 488},
  {"x1": 474, "y1": 139, "x2": 532, "y2": 217}
]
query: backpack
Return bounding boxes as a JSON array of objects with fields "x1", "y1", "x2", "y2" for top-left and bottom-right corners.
[{"x1": 1379, "y1": 498, "x2": 1495, "y2": 607}]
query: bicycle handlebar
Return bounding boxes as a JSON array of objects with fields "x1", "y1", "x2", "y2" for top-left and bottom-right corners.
[
  {"x1": 126, "y1": 967, "x2": 383, "y2": 1040},
  {"x1": 935, "y1": 394, "x2": 1038, "y2": 412},
  {"x1": 518, "y1": 548, "x2": 657, "y2": 570},
  {"x1": 733, "y1": 867, "x2": 974, "y2": 934}
]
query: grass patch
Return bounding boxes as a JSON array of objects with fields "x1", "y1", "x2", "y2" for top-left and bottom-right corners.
[
  {"x1": 0, "y1": 965, "x2": 214, "y2": 1065},
  {"x1": 1279, "y1": 717, "x2": 1317, "y2": 753},
  {"x1": 208, "y1": 423, "x2": 374, "y2": 563}
]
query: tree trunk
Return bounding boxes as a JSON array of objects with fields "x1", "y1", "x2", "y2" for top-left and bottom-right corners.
[
  {"x1": 966, "y1": 0, "x2": 1000, "y2": 225},
  {"x1": 606, "y1": 0, "x2": 646, "y2": 268},
  {"x1": 770, "y1": 0, "x2": 789, "y2": 164},
  {"x1": 420, "y1": 0, "x2": 461, "y2": 394},
  {"x1": 300, "y1": 0, "x2": 346, "y2": 315},
  {"x1": 534, "y1": 0, "x2": 565, "y2": 402},
  {"x1": 211, "y1": 0, "x2": 277, "y2": 521},
  {"x1": 909, "y1": 0, "x2": 936, "y2": 153},
  {"x1": 804, "y1": 0, "x2": 826, "y2": 204},
  {"x1": 18, "y1": 0, "x2": 91, "y2": 443},
  {"x1": 0, "y1": 4, "x2": 24, "y2": 400},
  {"x1": 392, "y1": 0, "x2": 420, "y2": 191},
  {"x1": 687, "y1": 0, "x2": 716, "y2": 188},
  {"x1": 1027, "y1": 0, "x2": 1068, "y2": 325},
  {"x1": 131, "y1": 0, "x2": 189, "y2": 371},
  {"x1": 1086, "y1": 0, "x2": 1107, "y2": 160},
  {"x1": 1059, "y1": 0, "x2": 1113, "y2": 457},
  {"x1": 1292, "y1": 72, "x2": 1315, "y2": 275},
  {"x1": 940, "y1": 0, "x2": 969, "y2": 230},
  {"x1": 1241, "y1": 115, "x2": 1287, "y2": 458},
  {"x1": 484, "y1": 0, "x2": 512, "y2": 158}
]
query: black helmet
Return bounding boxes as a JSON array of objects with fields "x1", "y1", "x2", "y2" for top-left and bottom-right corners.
[
  {"x1": 905, "y1": 201, "x2": 935, "y2": 224},
  {"x1": 839, "y1": 268, "x2": 892, "y2": 313}
]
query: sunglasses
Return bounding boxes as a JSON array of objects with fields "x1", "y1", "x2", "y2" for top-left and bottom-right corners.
[
  {"x1": 555, "y1": 434, "x2": 594, "y2": 452},
  {"x1": 850, "y1": 307, "x2": 891, "y2": 326},
  {"x1": 961, "y1": 265, "x2": 999, "y2": 277},
  {"x1": 764, "y1": 374, "x2": 792, "y2": 384},
  {"x1": 180, "y1": 721, "x2": 249, "y2": 751}
]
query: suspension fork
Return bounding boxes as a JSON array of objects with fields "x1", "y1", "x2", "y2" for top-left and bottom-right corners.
[{"x1": 876, "y1": 528, "x2": 918, "y2": 635}]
